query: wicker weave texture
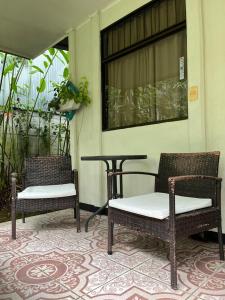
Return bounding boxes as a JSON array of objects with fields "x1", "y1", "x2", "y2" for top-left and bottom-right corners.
[
  {"x1": 107, "y1": 151, "x2": 224, "y2": 290},
  {"x1": 24, "y1": 156, "x2": 73, "y2": 187},
  {"x1": 12, "y1": 155, "x2": 80, "y2": 238},
  {"x1": 16, "y1": 196, "x2": 76, "y2": 212},
  {"x1": 156, "y1": 152, "x2": 220, "y2": 198}
]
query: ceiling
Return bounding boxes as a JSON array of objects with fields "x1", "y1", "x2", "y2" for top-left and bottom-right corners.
[{"x1": 0, "y1": 0, "x2": 114, "y2": 59}]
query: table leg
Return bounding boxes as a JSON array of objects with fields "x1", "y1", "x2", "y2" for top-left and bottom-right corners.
[
  {"x1": 84, "y1": 160, "x2": 110, "y2": 232},
  {"x1": 119, "y1": 159, "x2": 126, "y2": 198},
  {"x1": 112, "y1": 160, "x2": 117, "y2": 198},
  {"x1": 85, "y1": 201, "x2": 108, "y2": 232}
]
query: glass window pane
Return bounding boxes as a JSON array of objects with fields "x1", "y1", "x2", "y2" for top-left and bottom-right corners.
[
  {"x1": 106, "y1": 29, "x2": 187, "y2": 130},
  {"x1": 155, "y1": 30, "x2": 187, "y2": 121},
  {"x1": 103, "y1": 0, "x2": 186, "y2": 58},
  {"x1": 102, "y1": 0, "x2": 187, "y2": 130}
]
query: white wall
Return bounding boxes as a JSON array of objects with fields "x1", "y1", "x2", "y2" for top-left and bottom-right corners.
[
  {"x1": 69, "y1": 0, "x2": 225, "y2": 232},
  {"x1": 202, "y1": 0, "x2": 225, "y2": 230}
]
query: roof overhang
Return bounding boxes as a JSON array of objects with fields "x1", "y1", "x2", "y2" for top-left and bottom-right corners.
[{"x1": 0, "y1": 0, "x2": 114, "y2": 59}]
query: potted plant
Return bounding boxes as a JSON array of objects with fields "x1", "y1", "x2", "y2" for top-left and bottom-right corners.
[{"x1": 48, "y1": 77, "x2": 91, "y2": 112}]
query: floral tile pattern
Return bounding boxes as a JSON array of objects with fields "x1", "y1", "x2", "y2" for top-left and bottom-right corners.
[{"x1": 0, "y1": 209, "x2": 224, "y2": 300}]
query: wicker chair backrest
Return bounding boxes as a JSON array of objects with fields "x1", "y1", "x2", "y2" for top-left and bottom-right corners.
[
  {"x1": 24, "y1": 156, "x2": 73, "y2": 187},
  {"x1": 155, "y1": 152, "x2": 220, "y2": 199}
]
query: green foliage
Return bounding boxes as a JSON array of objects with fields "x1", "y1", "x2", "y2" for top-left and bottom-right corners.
[
  {"x1": 0, "y1": 48, "x2": 71, "y2": 211},
  {"x1": 48, "y1": 48, "x2": 55, "y2": 55},
  {"x1": 59, "y1": 50, "x2": 69, "y2": 64},
  {"x1": 63, "y1": 67, "x2": 69, "y2": 79},
  {"x1": 37, "y1": 78, "x2": 46, "y2": 93},
  {"x1": 3, "y1": 62, "x2": 15, "y2": 75},
  {"x1": 43, "y1": 54, "x2": 52, "y2": 65},
  {"x1": 32, "y1": 65, "x2": 44, "y2": 74},
  {"x1": 48, "y1": 77, "x2": 91, "y2": 111},
  {"x1": 76, "y1": 77, "x2": 91, "y2": 106},
  {"x1": 11, "y1": 77, "x2": 17, "y2": 92},
  {"x1": 43, "y1": 61, "x2": 48, "y2": 68}
]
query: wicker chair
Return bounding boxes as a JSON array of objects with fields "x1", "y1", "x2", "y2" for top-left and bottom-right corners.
[
  {"x1": 107, "y1": 152, "x2": 224, "y2": 289},
  {"x1": 11, "y1": 155, "x2": 80, "y2": 239}
]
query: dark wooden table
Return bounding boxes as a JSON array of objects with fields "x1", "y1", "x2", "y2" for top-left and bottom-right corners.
[{"x1": 81, "y1": 155, "x2": 147, "y2": 231}]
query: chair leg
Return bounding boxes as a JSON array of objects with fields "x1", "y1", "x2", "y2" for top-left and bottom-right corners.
[
  {"x1": 218, "y1": 221, "x2": 224, "y2": 261},
  {"x1": 12, "y1": 219, "x2": 16, "y2": 240},
  {"x1": 76, "y1": 199, "x2": 81, "y2": 233},
  {"x1": 74, "y1": 207, "x2": 76, "y2": 219},
  {"x1": 169, "y1": 238, "x2": 177, "y2": 290},
  {"x1": 112, "y1": 222, "x2": 114, "y2": 245},
  {"x1": 22, "y1": 212, "x2": 25, "y2": 223},
  {"x1": 108, "y1": 216, "x2": 113, "y2": 255}
]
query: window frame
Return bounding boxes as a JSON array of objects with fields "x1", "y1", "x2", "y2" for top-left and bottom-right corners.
[{"x1": 101, "y1": 0, "x2": 187, "y2": 131}]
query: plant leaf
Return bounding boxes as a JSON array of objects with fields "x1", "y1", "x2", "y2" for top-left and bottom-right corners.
[
  {"x1": 63, "y1": 67, "x2": 69, "y2": 79},
  {"x1": 11, "y1": 77, "x2": 17, "y2": 93},
  {"x1": 30, "y1": 70, "x2": 39, "y2": 75},
  {"x1": 48, "y1": 48, "x2": 55, "y2": 56},
  {"x1": 43, "y1": 61, "x2": 48, "y2": 68},
  {"x1": 3, "y1": 63, "x2": 15, "y2": 75},
  {"x1": 43, "y1": 54, "x2": 52, "y2": 65},
  {"x1": 32, "y1": 65, "x2": 44, "y2": 74},
  {"x1": 60, "y1": 50, "x2": 69, "y2": 64},
  {"x1": 37, "y1": 78, "x2": 46, "y2": 93}
]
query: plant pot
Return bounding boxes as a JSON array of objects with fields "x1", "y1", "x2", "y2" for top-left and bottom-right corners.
[{"x1": 59, "y1": 100, "x2": 81, "y2": 112}]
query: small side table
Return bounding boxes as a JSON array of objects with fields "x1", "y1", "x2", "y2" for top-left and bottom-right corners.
[{"x1": 81, "y1": 155, "x2": 147, "y2": 231}]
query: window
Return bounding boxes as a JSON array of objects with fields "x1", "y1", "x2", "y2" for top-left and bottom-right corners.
[{"x1": 101, "y1": 0, "x2": 187, "y2": 131}]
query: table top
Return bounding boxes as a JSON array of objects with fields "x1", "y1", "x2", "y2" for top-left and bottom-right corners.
[{"x1": 81, "y1": 155, "x2": 147, "y2": 161}]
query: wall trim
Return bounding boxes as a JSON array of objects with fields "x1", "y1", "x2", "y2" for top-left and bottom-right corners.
[{"x1": 192, "y1": 231, "x2": 225, "y2": 244}]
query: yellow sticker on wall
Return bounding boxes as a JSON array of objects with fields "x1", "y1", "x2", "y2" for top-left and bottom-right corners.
[{"x1": 189, "y1": 86, "x2": 198, "y2": 101}]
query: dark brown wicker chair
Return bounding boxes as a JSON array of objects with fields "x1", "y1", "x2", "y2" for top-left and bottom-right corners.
[
  {"x1": 11, "y1": 155, "x2": 80, "y2": 239},
  {"x1": 107, "y1": 152, "x2": 224, "y2": 290}
]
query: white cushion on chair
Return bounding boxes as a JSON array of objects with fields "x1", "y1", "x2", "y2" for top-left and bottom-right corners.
[
  {"x1": 109, "y1": 192, "x2": 212, "y2": 219},
  {"x1": 18, "y1": 183, "x2": 76, "y2": 199}
]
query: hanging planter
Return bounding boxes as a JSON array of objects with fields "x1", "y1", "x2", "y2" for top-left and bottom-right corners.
[
  {"x1": 48, "y1": 78, "x2": 91, "y2": 119},
  {"x1": 65, "y1": 111, "x2": 76, "y2": 121},
  {"x1": 58, "y1": 100, "x2": 80, "y2": 112}
]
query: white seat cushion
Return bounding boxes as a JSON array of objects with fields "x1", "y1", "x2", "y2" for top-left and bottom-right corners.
[
  {"x1": 18, "y1": 183, "x2": 76, "y2": 199},
  {"x1": 109, "y1": 192, "x2": 212, "y2": 219}
]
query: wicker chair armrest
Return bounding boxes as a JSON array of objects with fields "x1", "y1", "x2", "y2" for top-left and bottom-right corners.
[
  {"x1": 167, "y1": 175, "x2": 222, "y2": 224},
  {"x1": 11, "y1": 171, "x2": 26, "y2": 189},
  {"x1": 168, "y1": 175, "x2": 222, "y2": 202},
  {"x1": 11, "y1": 172, "x2": 25, "y2": 178},
  {"x1": 108, "y1": 171, "x2": 158, "y2": 177},
  {"x1": 107, "y1": 171, "x2": 158, "y2": 200},
  {"x1": 169, "y1": 175, "x2": 222, "y2": 183},
  {"x1": 11, "y1": 172, "x2": 18, "y2": 181}
]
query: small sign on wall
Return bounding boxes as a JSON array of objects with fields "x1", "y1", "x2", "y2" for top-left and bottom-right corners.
[
  {"x1": 189, "y1": 86, "x2": 198, "y2": 101},
  {"x1": 179, "y1": 57, "x2": 185, "y2": 80}
]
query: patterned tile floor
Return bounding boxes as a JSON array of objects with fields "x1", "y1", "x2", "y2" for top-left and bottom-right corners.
[{"x1": 0, "y1": 209, "x2": 225, "y2": 300}]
